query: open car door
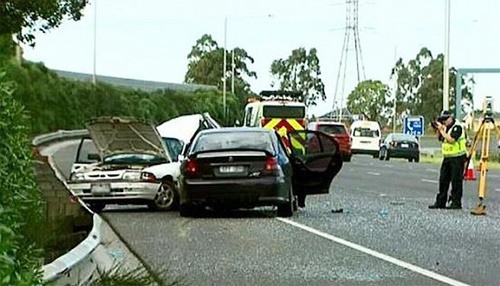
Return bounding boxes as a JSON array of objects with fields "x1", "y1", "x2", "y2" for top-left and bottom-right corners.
[
  {"x1": 287, "y1": 130, "x2": 343, "y2": 195},
  {"x1": 70, "y1": 136, "x2": 100, "y2": 175}
]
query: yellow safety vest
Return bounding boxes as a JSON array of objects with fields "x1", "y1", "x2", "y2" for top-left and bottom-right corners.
[{"x1": 441, "y1": 123, "x2": 467, "y2": 157}]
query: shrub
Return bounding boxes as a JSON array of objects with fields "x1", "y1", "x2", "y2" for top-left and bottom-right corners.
[{"x1": 0, "y1": 71, "x2": 44, "y2": 285}]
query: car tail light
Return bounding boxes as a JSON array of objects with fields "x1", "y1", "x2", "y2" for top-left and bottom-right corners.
[
  {"x1": 141, "y1": 172, "x2": 157, "y2": 183},
  {"x1": 185, "y1": 158, "x2": 199, "y2": 177},
  {"x1": 262, "y1": 156, "x2": 279, "y2": 176}
]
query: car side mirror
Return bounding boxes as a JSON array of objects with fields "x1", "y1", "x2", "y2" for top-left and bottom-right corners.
[{"x1": 87, "y1": 153, "x2": 101, "y2": 161}]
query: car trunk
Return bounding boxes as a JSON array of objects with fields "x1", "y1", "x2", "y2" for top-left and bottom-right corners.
[{"x1": 185, "y1": 150, "x2": 277, "y2": 179}]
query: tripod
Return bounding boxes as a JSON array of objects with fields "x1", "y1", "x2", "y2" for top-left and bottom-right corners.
[{"x1": 465, "y1": 116, "x2": 500, "y2": 215}]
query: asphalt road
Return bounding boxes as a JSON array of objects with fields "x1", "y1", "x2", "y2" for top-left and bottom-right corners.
[{"x1": 47, "y1": 140, "x2": 500, "y2": 286}]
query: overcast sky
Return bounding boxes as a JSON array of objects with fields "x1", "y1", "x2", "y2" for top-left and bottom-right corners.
[{"x1": 22, "y1": 0, "x2": 500, "y2": 117}]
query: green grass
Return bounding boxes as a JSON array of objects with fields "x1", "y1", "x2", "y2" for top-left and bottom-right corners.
[
  {"x1": 84, "y1": 263, "x2": 187, "y2": 286},
  {"x1": 420, "y1": 156, "x2": 500, "y2": 170}
]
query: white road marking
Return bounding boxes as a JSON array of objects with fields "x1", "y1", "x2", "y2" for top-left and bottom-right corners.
[
  {"x1": 421, "y1": 179, "x2": 439, "y2": 184},
  {"x1": 367, "y1": 172, "x2": 381, "y2": 176},
  {"x1": 276, "y1": 218, "x2": 470, "y2": 286},
  {"x1": 426, "y1": 169, "x2": 438, "y2": 172},
  {"x1": 495, "y1": 189, "x2": 500, "y2": 192}
]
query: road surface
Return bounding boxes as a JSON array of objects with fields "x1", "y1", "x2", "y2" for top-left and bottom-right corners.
[{"x1": 49, "y1": 140, "x2": 500, "y2": 286}]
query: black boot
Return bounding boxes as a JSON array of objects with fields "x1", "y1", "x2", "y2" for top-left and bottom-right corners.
[{"x1": 428, "y1": 203, "x2": 446, "y2": 209}]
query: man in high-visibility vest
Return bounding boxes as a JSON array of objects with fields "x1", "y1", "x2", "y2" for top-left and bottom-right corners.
[{"x1": 429, "y1": 110, "x2": 467, "y2": 210}]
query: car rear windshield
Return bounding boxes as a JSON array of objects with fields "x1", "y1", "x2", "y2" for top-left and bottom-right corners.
[
  {"x1": 353, "y1": 127, "x2": 379, "y2": 138},
  {"x1": 262, "y1": 105, "x2": 305, "y2": 118},
  {"x1": 317, "y1": 124, "x2": 347, "y2": 135},
  {"x1": 192, "y1": 131, "x2": 275, "y2": 154},
  {"x1": 392, "y1": 134, "x2": 418, "y2": 142}
]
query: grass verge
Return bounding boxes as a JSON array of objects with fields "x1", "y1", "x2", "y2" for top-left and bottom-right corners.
[
  {"x1": 420, "y1": 156, "x2": 500, "y2": 170},
  {"x1": 86, "y1": 263, "x2": 187, "y2": 286}
]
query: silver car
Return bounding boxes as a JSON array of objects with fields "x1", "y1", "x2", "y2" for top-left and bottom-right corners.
[{"x1": 68, "y1": 117, "x2": 181, "y2": 212}]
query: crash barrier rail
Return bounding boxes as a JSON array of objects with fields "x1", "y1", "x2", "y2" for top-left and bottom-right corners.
[{"x1": 33, "y1": 130, "x2": 144, "y2": 285}]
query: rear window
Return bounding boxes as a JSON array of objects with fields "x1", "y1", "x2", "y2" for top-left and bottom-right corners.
[
  {"x1": 317, "y1": 124, "x2": 347, "y2": 135},
  {"x1": 392, "y1": 134, "x2": 418, "y2": 142},
  {"x1": 263, "y1": 105, "x2": 305, "y2": 118},
  {"x1": 353, "y1": 127, "x2": 379, "y2": 138},
  {"x1": 192, "y1": 131, "x2": 274, "y2": 154}
]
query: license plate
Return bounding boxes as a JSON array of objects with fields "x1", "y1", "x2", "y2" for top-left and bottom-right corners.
[
  {"x1": 91, "y1": 183, "x2": 111, "y2": 194},
  {"x1": 401, "y1": 144, "x2": 409, "y2": 148},
  {"x1": 219, "y1": 166, "x2": 244, "y2": 173}
]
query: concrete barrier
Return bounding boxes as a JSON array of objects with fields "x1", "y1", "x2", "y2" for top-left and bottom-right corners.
[{"x1": 33, "y1": 131, "x2": 147, "y2": 285}]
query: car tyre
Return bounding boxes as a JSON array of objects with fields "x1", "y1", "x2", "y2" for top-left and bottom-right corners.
[
  {"x1": 148, "y1": 180, "x2": 178, "y2": 211},
  {"x1": 378, "y1": 149, "x2": 384, "y2": 160},
  {"x1": 414, "y1": 156, "x2": 420, "y2": 163},
  {"x1": 344, "y1": 155, "x2": 352, "y2": 162},
  {"x1": 88, "y1": 202, "x2": 106, "y2": 213},
  {"x1": 384, "y1": 151, "x2": 390, "y2": 161},
  {"x1": 277, "y1": 187, "x2": 294, "y2": 217}
]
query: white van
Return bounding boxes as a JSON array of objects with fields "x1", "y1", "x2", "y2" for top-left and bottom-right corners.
[{"x1": 349, "y1": 120, "x2": 381, "y2": 158}]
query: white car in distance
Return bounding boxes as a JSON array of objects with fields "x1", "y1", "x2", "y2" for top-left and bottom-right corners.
[{"x1": 68, "y1": 117, "x2": 181, "y2": 212}]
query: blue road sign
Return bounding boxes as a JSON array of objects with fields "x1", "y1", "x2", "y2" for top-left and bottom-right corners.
[{"x1": 403, "y1": 116, "x2": 424, "y2": 136}]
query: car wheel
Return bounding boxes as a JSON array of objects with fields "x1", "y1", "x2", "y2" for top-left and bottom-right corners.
[
  {"x1": 408, "y1": 158, "x2": 413, "y2": 162},
  {"x1": 148, "y1": 180, "x2": 178, "y2": 211},
  {"x1": 379, "y1": 149, "x2": 384, "y2": 160},
  {"x1": 414, "y1": 156, "x2": 420, "y2": 163},
  {"x1": 344, "y1": 155, "x2": 352, "y2": 162},
  {"x1": 384, "y1": 151, "x2": 390, "y2": 161},
  {"x1": 277, "y1": 186, "x2": 294, "y2": 217},
  {"x1": 88, "y1": 202, "x2": 106, "y2": 213}
]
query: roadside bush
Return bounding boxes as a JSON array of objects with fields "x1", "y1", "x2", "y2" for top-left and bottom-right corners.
[
  {"x1": 1, "y1": 60, "x2": 243, "y2": 135},
  {"x1": 0, "y1": 71, "x2": 44, "y2": 285}
]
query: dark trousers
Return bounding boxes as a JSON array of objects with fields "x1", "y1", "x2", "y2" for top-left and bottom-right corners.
[{"x1": 436, "y1": 155, "x2": 466, "y2": 207}]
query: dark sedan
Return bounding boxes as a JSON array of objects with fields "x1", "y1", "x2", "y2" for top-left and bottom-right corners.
[
  {"x1": 177, "y1": 127, "x2": 343, "y2": 217},
  {"x1": 379, "y1": 133, "x2": 420, "y2": 162}
]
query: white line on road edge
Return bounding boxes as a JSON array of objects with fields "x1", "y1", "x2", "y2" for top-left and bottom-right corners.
[
  {"x1": 495, "y1": 189, "x2": 500, "y2": 192},
  {"x1": 367, "y1": 172, "x2": 381, "y2": 176},
  {"x1": 276, "y1": 218, "x2": 470, "y2": 286},
  {"x1": 426, "y1": 169, "x2": 438, "y2": 172},
  {"x1": 421, "y1": 179, "x2": 438, "y2": 184}
]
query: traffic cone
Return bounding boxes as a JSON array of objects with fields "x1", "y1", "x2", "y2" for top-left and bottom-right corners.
[{"x1": 465, "y1": 158, "x2": 476, "y2": 181}]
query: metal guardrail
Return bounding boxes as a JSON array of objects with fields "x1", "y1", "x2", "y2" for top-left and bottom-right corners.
[
  {"x1": 32, "y1": 129, "x2": 89, "y2": 147},
  {"x1": 32, "y1": 130, "x2": 138, "y2": 285}
]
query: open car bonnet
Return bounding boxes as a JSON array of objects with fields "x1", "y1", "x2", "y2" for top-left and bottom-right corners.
[
  {"x1": 86, "y1": 117, "x2": 169, "y2": 159},
  {"x1": 156, "y1": 113, "x2": 221, "y2": 143}
]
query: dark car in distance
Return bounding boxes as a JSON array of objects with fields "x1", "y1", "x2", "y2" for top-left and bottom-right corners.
[
  {"x1": 379, "y1": 133, "x2": 420, "y2": 162},
  {"x1": 177, "y1": 127, "x2": 343, "y2": 217}
]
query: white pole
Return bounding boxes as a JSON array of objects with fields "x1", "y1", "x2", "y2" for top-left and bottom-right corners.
[
  {"x1": 231, "y1": 49, "x2": 235, "y2": 94},
  {"x1": 393, "y1": 46, "x2": 398, "y2": 133},
  {"x1": 223, "y1": 17, "x2": 227, "y2": 119},
  {"x1": 443, "y1": 0, "x2": 450, "y2": 111},
  {"x1": 92, "y1": 0, "x2": 97, "y2": 85}
]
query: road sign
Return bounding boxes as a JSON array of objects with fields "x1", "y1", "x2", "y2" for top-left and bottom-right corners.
[{"x1": 403, "y1": 116, "x2": 425, "y2": 136}]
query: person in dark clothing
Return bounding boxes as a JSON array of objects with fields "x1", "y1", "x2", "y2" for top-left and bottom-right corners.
[{"x1": 429, "y1": 111, "x2": 467, "y2": 210}]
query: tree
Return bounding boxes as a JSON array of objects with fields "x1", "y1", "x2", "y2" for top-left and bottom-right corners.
[
  {"x1": 347, "y1": 80, "x2": 392, "y2": 124},
  {"x1": 391, "y1": 47, "x2": 473, "y2": 124},
  {"x1": 270, "y1": 47, "x2": 326, "y2": 106},
  {"x1": 0, "y1": 0, "x2": 89, "y2": 46},
  {"x1": 184, "y1": 34, "x2": 257, "y2": 96}
]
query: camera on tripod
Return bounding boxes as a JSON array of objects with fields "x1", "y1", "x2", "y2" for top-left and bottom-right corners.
[{"x1": 483, "y1": 96, "x2": 494, "y2": 119}]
